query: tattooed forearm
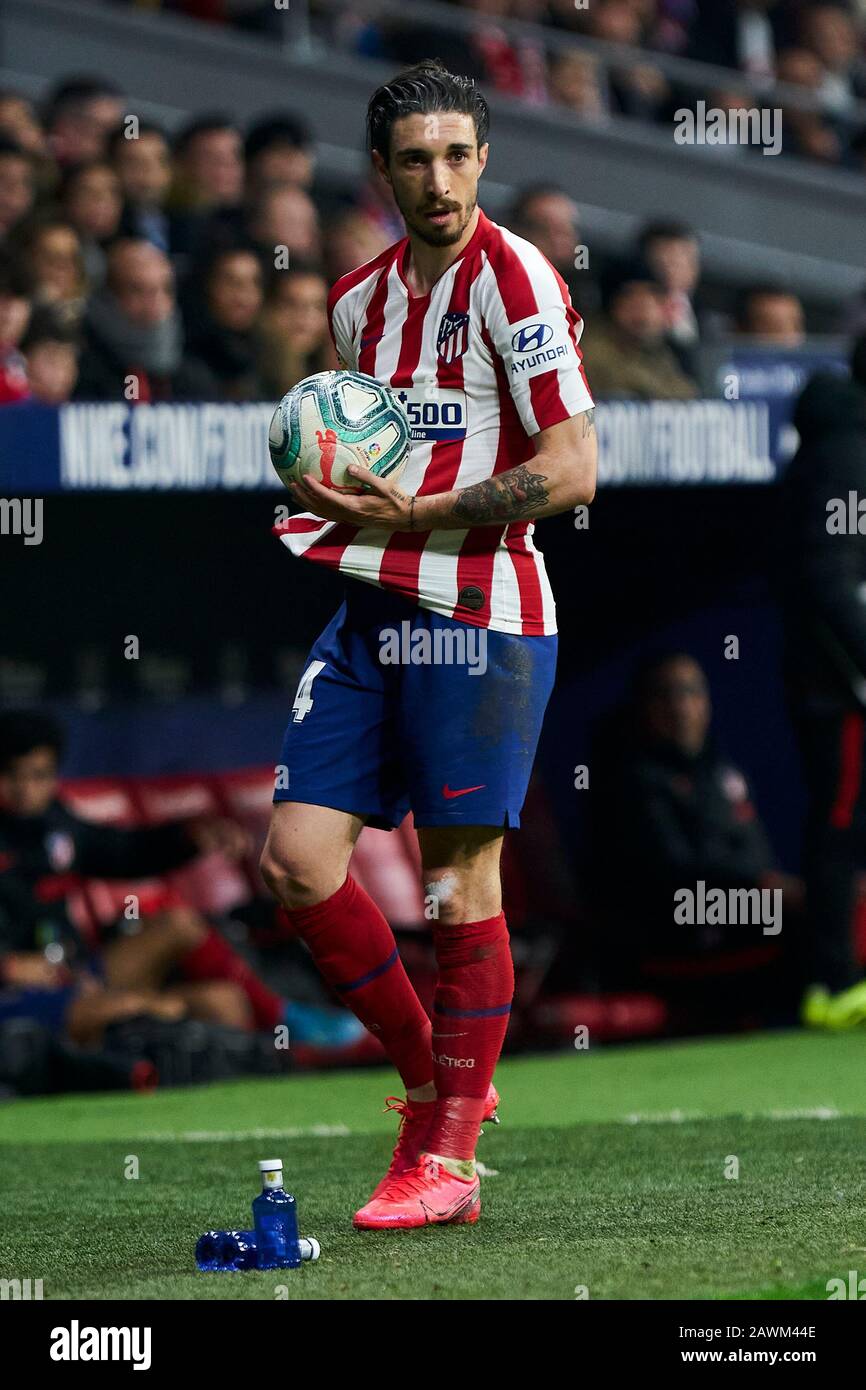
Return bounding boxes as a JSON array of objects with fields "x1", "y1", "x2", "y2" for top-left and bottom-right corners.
[
  {"x1": 452, "y1": 463, "x2": 550, "y2": 525},
  {"x1": 581, "y1": 408, "x2": 596, "y2": 437}
]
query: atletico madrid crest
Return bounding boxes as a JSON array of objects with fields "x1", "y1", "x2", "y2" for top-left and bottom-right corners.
[{"x1": 436, "y1": 311, "x2": 470, "y2": 363}]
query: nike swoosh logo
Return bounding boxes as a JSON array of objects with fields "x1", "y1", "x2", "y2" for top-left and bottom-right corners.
[
  {"x1": 360, "y1": 335, "x2": 383, "y2": 349},
  {"x1": 442, "y1": 783, "x2": 486, "y2": 799}
]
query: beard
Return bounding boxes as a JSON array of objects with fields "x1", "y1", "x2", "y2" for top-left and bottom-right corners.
[{"x1": 399, "y1": 191, "x2": 477, "y2": 248}]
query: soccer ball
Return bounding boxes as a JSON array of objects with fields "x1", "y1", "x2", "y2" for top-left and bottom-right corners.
[{"x1": 268, "y1": 370, "x2": 411, "y2": 495}]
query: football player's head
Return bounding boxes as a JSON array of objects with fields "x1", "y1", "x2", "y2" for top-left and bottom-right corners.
[
  {"x1": 367, "y1": 61, "x2": 489, "y2": 249},
  {"x1": 0, "y1": 710, "x2": 64, "y2": 818}
]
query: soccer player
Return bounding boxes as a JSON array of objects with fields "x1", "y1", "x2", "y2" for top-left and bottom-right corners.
[{"x1": 261, "y1": 61, "x2": 597, "y2": 1229}]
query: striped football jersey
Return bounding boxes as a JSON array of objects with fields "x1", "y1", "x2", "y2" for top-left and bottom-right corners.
[{"x1": 276, "y1": 209, "x2": 593, "y2": 635}]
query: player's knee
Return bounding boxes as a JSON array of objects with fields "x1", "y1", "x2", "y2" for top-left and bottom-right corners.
[
  {"x1": 259, "y1": 843, "x2": 339, "y2": 910},
  {"x1": 423, "y1": 870, "x2": 469, "y2": 925},
  {"x1": 423, "y1": 868, "x2": 502, "y2": 925}
]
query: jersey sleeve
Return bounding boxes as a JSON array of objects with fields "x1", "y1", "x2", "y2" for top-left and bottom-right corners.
[
  {"x1": 481, "y1": 240, "x2": 594, "y2": 436},
  {"x1": 327, "y1": 284, "x2": 356, "y2": 371}
]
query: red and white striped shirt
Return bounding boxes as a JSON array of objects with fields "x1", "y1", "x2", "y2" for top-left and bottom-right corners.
[{"x1": 277, "y1": 209, "x2": 593, "y2": 635}]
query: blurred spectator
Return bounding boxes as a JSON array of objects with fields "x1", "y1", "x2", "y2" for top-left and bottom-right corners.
[
  {"x1": 580, "y1": 258, "x2": 699, "y2": 399},
  {"x1": 548, "y1": 49, "x2": 609, "y2": 119},
  {"x1": 324, "y1": 208, "x2": 391, "y2": 280},
  {"x1": 21, "y1": 309, "x2": 80, "y2": 405},
  {"x1": 185, "y1": 247, "x2": 265, "y2": 401},
  {"x1": 735, "y1": 282, "x2": 806, "y2": 345},
  {"x1": 171, "y1": 114, "x2": 244, "y2": 213},
  {"x1": 245, "y1": 113, "x2": 316, "y2": 193},
  {"x1": 636, "y1": 219, "x2": 704, "y2": 374},
  {"x1": 462, "y1": 0, "x2": 548, "y2": 103},
  {"x1": 59, "y1": 161, "x2": 124, "y2": 286},
  {"x1": 247, "y1": 183, "x2": 321, "y2": 266},
  {"x1": 587, "y1": 0, "x2": 672, "y2": 120},
  {"x1": 259, "y1": 263, "x2": 334, "y2": 398},
  {"x1": 75, "y1": 239, "x2": 215, "y2": 402},
  {"x1": 507, "y1": 182, "x2": 602, "y2": 316},
  {"x1": 687, "y1": 0, "x2": 787, "y2": 80},
  {"x1": 0, "y1": 140, "x2": 37, "y2": 238},
  {"x1": 0, "y1": 710, "x2": 362, "y2": 1051},
  {"x1": 110, "y1": 123, "x2": 173, "y2": 252},
  {"x1": 0, "y1": 92, "x2": 47, "y2": 156},
  {"x1": 588, "y1": 652, "x2": 798, "y2": 1014},
  {"x1": 799, "y1": 3, "x2": 866, "y2": 117},
  {"x1": 43, "y1": 77, "x2": 124, "y2": 168},
  {"x1": 0, "y1": 251, "x2": 33, "y2": 404},
  {"x1": 775, "y1": 47, "x2": 844, "y2": 164},
  {"x1": 780, "y1": 334, "x2": 866, "y2": 1026},
  {"x1": 8, "y1": 216, "x2": 87, "y2": 326}
]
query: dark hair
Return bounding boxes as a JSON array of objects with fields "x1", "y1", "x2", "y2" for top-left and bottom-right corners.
[
  {"x1": 264, "y1": 258, "x2": 326, "y2": 298},
  {"x1": 735, "y1": 281, "x2": 799, "y2": 330},
  {"x1": 630, "y1": 651, "x2": 705, "y2": 702},
  {"x1": 22, "y1": 307, "x2": 79, "y2": 353},
  {"x1": 0, "y1": 710, "x2": 65, "y2": 770},
  {"x1": 174, "y1": 114, "x2": 238, "y2": 158},
  {"x1": 245, "y1": 113, "x2": 312, "y2": 163},
  {"x1": 0, "y1": 248, "x2": 35, "y2": 300},
  {"x1": 600, "y1": 256, "x2": 662, "y2": 311},
  {"x1": 44, "y1": 77, "x2": 122, "y2": 126},
  {"x1": 366, "y1": 60, "x2": 490, "y2": 163},
  {"x1": 636, "y1": 220, "x2": 697, "y2": 255},
  {"x1": 507, "y1": 182, "x2": 571, "y2": 229}
]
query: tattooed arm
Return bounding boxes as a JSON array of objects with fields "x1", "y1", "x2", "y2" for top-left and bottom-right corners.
[
  {"x1": 413, "y1": 409, "x2": 597, "y2": 530},
  {"x1": 291, "y1": 410, "x2": 597, "y2": 532}
]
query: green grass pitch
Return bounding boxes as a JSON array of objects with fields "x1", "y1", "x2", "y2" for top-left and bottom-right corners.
[{"x1": 2, "y1": 1031, "x2": 865, "y2": 1300}]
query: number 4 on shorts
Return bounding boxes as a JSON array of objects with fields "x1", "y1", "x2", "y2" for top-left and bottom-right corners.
[{"x1": 292, "y1": 660, "x2": 326, "y2": 723}]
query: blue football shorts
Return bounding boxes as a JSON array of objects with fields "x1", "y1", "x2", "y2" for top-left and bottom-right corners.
[{"x1": 274, "y1": 580, "x2": 557, "y2": 829}]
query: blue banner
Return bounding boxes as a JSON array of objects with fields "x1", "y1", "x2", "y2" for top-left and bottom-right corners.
[{"x1": 0, "y1": 359, "x2": 849, "y2": 492}]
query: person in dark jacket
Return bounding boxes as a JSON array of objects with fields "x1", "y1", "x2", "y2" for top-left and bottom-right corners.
[
  {"x1": 589, "y1": 653, "x2": 800, "y2": 1021},
  {"x1": 780, "y1": 335, "x2": 866, "y2": 1026},
  {"x1": 74, "y1": 238, "x2": 216, "y2": 402},
  {"x1": 183, "y1": 246, "x2": 265, "y2": 402}
]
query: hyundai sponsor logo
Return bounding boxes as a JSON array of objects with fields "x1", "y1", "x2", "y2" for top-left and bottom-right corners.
[
  {"x1": 509, "y1": 344, "x2": 567, "y2": 375},
  {"x1": 511, "y1": 322, "x2": 553, "y2": 354}
]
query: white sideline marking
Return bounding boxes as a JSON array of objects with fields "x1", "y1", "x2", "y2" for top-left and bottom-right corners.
[
  {"x1": 136, "y1": 1124, "x2": 352, "y2": 1142},
  {"x1": 621, "y1": 1107, "x2": 840, "y2": 1125}
]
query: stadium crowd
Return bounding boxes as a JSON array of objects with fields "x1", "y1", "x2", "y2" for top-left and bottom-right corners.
[
  {"x1": 0, "y1": 61, "x2": 851, "y2": 411},
  {"x1": 120, "y1": 0, "x2": 866, "y2": 171}
]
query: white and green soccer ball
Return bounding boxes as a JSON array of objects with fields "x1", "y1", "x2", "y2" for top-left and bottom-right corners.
[{"x1": 268, "y1": 369, "x2": 411, "y2": 495}]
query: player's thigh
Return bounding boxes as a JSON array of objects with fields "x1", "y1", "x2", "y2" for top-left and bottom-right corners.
[
  {"x1": 260, "y1": 800, "x2": 365, "y2": 904},
  {"x1": 275, "y1": 594, "x2": 410, "y2": 832},
  {"x1": 400, "y1": 613, "x2": 557, "y2": 830},
  {"x1": 416, "y1": 824, "x2": 505, "y2": 924}
]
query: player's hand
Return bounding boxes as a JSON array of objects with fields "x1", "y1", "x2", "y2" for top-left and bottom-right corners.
[
  {"x1": 186, "y1": 816, "x2": 252, "y2": 861},
  {"x1": 290, "y1": 467, "x2": 415, "y2": 531}
]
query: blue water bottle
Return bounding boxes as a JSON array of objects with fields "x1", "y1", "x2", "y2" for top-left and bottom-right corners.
[{"x1": 252, "y1": 1159, "x2": 301, "y2": 1269}]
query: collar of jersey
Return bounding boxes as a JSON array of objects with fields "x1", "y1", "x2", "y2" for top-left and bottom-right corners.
[{"x1": 396, "y1": 208, "x2": 492, "y2": 300}]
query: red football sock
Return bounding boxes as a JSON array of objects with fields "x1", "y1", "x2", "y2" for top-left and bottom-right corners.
[
  {"x1": 281, "y1": 875, "x2": 433, "y2": 1091},
  {"x1": 179, "y1": 926, "x2": 282, "y2": 1031},
  {"x1": 426, "y1": 912, "x2": 513, "y2": 1161}
]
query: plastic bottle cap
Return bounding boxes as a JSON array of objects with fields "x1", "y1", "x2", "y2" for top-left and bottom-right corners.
[{"x1": 258, "y1": 1159, "x2": 283, "y2": 1171}]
